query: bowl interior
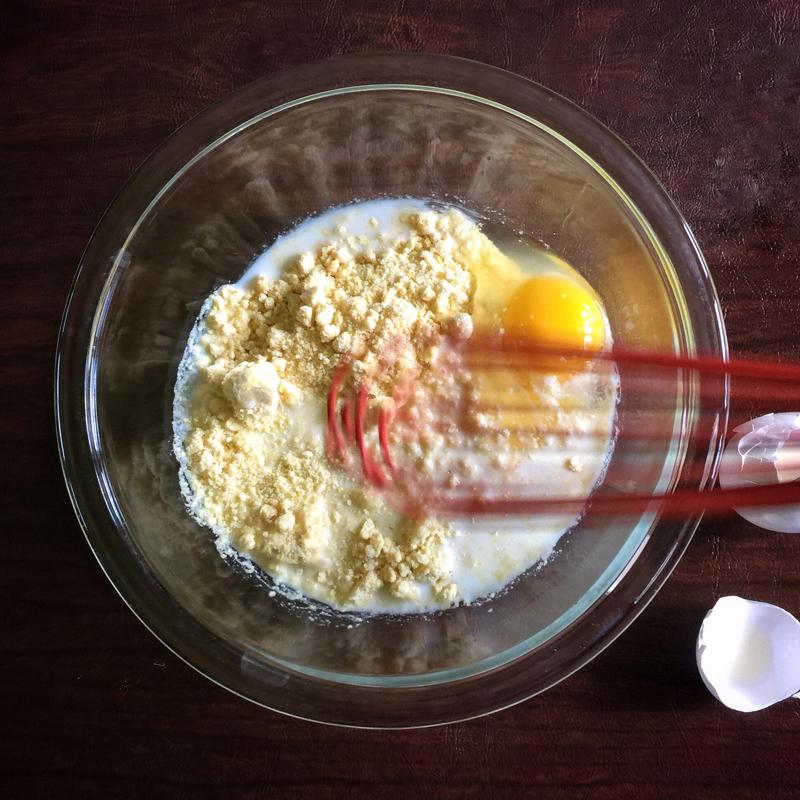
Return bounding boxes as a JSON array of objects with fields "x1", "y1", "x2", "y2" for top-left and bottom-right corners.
[{"x1": 60, "y1": 60, "x2": 726, "y2": 726}]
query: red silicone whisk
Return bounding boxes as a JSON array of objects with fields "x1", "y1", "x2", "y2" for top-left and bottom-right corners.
[{"x1": 327, "y1": 334, "x2": 800, "y2": 521}]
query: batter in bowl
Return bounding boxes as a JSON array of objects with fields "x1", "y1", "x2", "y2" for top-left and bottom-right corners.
[{"x1": 173, "y1": 199, "x2": 617, "y2": 613}]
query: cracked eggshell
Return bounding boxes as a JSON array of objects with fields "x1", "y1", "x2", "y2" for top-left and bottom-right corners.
[
  {"x1": 697, "y1": 596, "x2": 800, "y2": 712},
  {"x1": 718, "y1": 412, "x2": 800, "y2": 533}
]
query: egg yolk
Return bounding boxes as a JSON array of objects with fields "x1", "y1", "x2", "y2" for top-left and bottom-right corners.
[{"x1": 502, "y1": 273, "x2": 606, "y2": 352}]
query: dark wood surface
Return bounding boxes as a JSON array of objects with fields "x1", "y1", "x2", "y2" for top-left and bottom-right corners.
[{"x1": 4, "y1": 1, "x2": 800, "y2": 797}]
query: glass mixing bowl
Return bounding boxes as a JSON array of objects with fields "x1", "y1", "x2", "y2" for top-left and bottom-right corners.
[{"x1": 56, "y1": 54, "x2": 728, "y2": 727}]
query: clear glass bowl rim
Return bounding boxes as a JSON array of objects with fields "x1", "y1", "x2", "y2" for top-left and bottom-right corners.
[{"x1": 55, "y1": 53, "x2": 729, "y2": 728}]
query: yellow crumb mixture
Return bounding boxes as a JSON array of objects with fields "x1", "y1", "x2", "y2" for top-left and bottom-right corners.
[{"x1": 177, "y1": 208, "x2": 506, "y2": 609}]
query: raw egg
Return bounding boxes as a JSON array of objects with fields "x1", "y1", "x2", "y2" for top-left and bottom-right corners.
[{"x1": 502, "y1": 273, "x2": 607, "y2": 352}]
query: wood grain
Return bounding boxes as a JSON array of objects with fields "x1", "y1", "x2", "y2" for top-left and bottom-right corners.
[{"x1": 3, "y1": 1, "x2": 800, "y2": 797}]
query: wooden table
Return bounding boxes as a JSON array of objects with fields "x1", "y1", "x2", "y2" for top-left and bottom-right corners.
[{"x1": 4, "y1": 2, "x2": 800, "y2": 797}]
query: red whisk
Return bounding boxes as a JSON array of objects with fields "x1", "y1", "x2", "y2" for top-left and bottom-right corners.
[{"x1": 326, "y1": 334, "x2": 800, "y2": 521}]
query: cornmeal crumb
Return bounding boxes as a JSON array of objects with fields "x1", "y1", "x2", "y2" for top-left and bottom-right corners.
[{"x1": 565, "y1": 455, "x2": 584, "y2": 473}]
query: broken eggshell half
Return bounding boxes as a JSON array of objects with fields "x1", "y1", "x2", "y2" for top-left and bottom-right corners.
[
  {"x1": 697, "y1": 596, "x2": 800, "y2": 712},
  {"x1": 718, "y1": 412, "x2": 800, "y2": 533}
]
